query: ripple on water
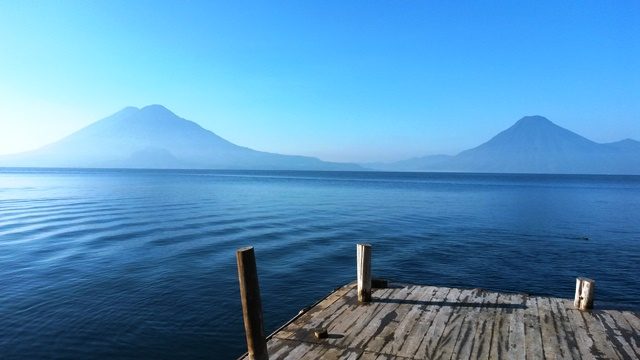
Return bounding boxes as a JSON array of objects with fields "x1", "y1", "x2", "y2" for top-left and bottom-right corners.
[{"x1": 0, "y1": 170, "x2": 639, "y2": 359}]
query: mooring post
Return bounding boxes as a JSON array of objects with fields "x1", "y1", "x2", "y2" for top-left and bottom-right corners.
[
  {"x1": 236, "y1": 246, "x2": 269, "y2": 360},
  {"x1": 574, "y1": 277, "x2": 595, "y2": 311},
  {"x1": 357, "y1": 243, "x2": 372, "y2": 303}
]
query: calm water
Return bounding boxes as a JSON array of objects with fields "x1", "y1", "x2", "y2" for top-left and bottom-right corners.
[{"x1": 1, "y1": 169, "x2": 639, "y2": 359}]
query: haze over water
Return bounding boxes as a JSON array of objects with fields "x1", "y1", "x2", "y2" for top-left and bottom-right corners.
[{"x1": 0, "y1": 169, "x2": 639, "y2": 359}]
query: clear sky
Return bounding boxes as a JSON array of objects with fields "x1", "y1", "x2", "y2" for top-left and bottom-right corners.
[{"x1": 0, "y1": 1, "x2": 638, "y2": 162}]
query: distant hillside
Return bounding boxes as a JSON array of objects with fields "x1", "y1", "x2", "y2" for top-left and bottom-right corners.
[
  {"x1": 0, "y1": 105, "x2": 362, "y2": 171},
  {"x1": 367, "y1": 116, "x2": 640, "y2": 174}
]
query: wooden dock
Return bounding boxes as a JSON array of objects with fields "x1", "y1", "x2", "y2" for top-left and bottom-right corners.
[
  {"x1": 235, "y1": 245, "x2": 639, "y2": 360},
  {"x1": 240, "y1": 282, "x2": 640, "y2": 359}
]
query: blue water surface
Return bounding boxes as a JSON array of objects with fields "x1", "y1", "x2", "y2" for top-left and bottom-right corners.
[{"x1": 0, "y1": 169, "x2": 639, "y2": 359}]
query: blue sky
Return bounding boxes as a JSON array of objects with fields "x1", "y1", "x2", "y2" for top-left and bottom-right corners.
[{"x1": 0, "y1": 1, "x2": 638, "y2": 162}]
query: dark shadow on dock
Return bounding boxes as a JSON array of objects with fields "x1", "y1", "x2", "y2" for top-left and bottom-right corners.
[{"x1": 373, "y1": 298, "x2": 527, "y2": 309}]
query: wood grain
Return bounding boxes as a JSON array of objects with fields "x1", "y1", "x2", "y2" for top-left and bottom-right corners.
[{"x1": 242, "y1": 283, "x2": 640, "y2": 360}]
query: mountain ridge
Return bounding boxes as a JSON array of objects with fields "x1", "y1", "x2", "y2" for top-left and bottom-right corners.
[
  {"x1": 367, "y1": 116, "x2": 640, "y2": 175},
  {"x1": 0, "y1": 105, "x2": 362, "y2": 171},
  {"x1": 2, "y1": 109, "x2": 638, "y2": 174}
]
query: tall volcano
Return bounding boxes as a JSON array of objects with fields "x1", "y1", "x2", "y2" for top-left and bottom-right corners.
[
  {"x1": 0, "y1": 105, "x2": 362, "y2": 171},
  {"x1": 368, "y1": 116, "x2": 640, "y2": 174}
]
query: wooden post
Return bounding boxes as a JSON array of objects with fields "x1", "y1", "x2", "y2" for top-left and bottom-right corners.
[
  {"x1": 236, "y1": 247, "x2": 269, "y2": 360},
  {"x1": 357, "y1": 243, "x2": 372, "y2": 303},
  {"x1": 574, "y1": 277, "x2": 595, "y2": 311}
]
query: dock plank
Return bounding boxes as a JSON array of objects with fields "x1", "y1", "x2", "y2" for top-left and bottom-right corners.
[
  {"x1": 489, "y1": 293, "x2": 512, "y2": 359},
  {"x1": 376, "y1": 285, "x2": 439, "y2": 356},
  {"x1": 344, "y1": 286, "x2": 414, "y2": 349},
  {"x1": 573, "y1": 306, "x2": 625, "y2": 359},
  {"x1": 395, "y1": 286, "x2": 452, "y2": 358},
  {"x1": 593, "y1": 311, "x2": 640, "y2": 359},
  {"x1": 428, "y1": 288, "x2": 476, "y2": 359},
  {"x1": 324, "y1": 288, "x2": 395, "y2": 345},
  {"x1": 412, "y1": 287, "x2": 462, "y2": 359},
  {"x1": 536, "y1": 296, "x2": 561, "y2": 359},
  {"x1": 448, "y1": 288, "x2": 488, "y2": 360},
  {"x1": 468, "y1": 291, "x2": 499, "y2": 360},
  {"x1": 550, "y1": 297, "x2": 582, "y2": 359},
  {"x1": 357, "y1": 285, "x2": 423, "y2": 352},
  {"x1": 507, "y1": 293, "x2": 526, "y2": 360},
  {"x1": 564, "y1": 300, "x2": 617, "y2": 359},
  {"x1": 523, "y1": 296, "x2": 544, "y2": 360}
]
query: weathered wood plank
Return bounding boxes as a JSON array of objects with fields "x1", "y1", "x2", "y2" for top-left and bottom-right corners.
[
  {"x1": 308, "y1": 283, "x2": 356, "y2": 313},
  {"x1": 593, "y1": 311, "x2": 640, "y2": 359},
  {"x1": 358, "y1": 352, "x2": 413, "y2": 360},
  {"x1": 448, "y1": 288, "x2": 488, "y2": 360},
  {"x1": 569, "y1": 311, "x2": 623, "y2": 359},
  {"x1": 274, "y1": 284, "x2": 357, "y2": 340},
  {"x1": 619, "y1": 311, "x2": 640, "y2": 352},
  {"x1": 429, "y1": 288, "x2": 476, "y2": 359},
  {"x1": 522, "y1": 296, "x2": 544, "y2": 360},
  {"x1": 310, "y1": 289, "x2": 395, "y2": 346},
  {"x1": 376, "y1": 285, "x2": 440, "y2": 356},
  {"x1": 266, "y1": 338, "x2": 315, "y2": 360},
  {"x1": 325, "y1": 288, "x2": 396, "y2": 346},
  {"x1": 304, "y1": 343, "x2": 361, "y2": 360},
  {"x1": 468, "y1": 291, "x2": 499, "y2": 360},
  {"x1": 548, "y1": 297, "x2": 582, "y2": 359},
  {"x1": 620, "y1": 311, "x2": 640, "y2": 330},
  {"x1": 612, "y1": 311, "x2": 640, "y2": 356},
  {"x1": 564, "y1": 300, "x2": 618, "y2": 359},
  {"x1": 535, "y1": 296, "x2": 561, "y2": 359},
  {"x1": 364, "y1": 285, "x2": 439, "y2": 354},
  {"x1": 414, "y1": 287, "x2": 464, "y2": 359},
  {"x1": 396, "y1": 286, "x2": 453, "y2": 358},
  {"x1": 346, "y1": 286, "x2": 414, "y2": 349},
  {"x1": 294, "y1": 287, "x2": 361, "y2": 337},
  {"x1": 576, "y1": 307, "x2": 626, "y2": 359},
  {"x1": 507, "y1": 293, "x2": 526, "y2": 360},
  {"x1": 489, "y1": 293, "x2": 511, "y2": 359}
]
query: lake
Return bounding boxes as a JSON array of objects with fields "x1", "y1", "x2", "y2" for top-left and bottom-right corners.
[{"x1": 0, "y1": 169, "x2": 639, "y2": 359}]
